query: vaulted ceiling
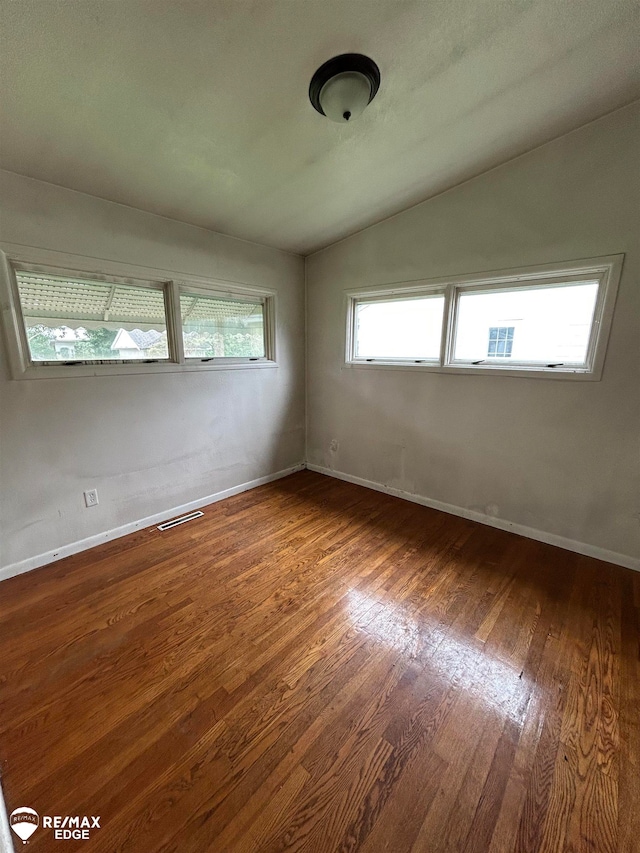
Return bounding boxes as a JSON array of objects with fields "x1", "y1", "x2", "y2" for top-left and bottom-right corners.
[{"x1": 1, "y1": 0, "x2": 638, "y2": 255}]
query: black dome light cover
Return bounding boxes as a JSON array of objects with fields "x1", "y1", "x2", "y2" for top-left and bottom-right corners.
[{"x1": 309, "y1": 53, "x2": 380, "y2": 116}]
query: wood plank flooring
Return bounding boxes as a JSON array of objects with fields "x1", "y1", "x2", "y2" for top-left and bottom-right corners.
[{"x1": 0, "y1": 470, "x2": 638, "y2": 852}]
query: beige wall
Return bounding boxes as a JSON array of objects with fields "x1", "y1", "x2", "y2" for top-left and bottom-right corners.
[
  {"x1": 1, "y1": 103, "x2": 638, "y2": 576},
  {"x1": 306, "y1": 103, "x2": 640, "y2": 565},
  {"x1": 0, "y1": 170, "x2": 305, "y2": 573}
]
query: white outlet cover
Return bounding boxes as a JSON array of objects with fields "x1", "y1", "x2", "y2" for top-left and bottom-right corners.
[{"x1": 84, "y1": 489, "x2": 99, "y2": 507}]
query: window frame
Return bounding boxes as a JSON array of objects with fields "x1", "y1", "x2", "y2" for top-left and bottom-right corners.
[
  {"x1": 348, "y1": 288, "x2": 448, "y2": 365},
  {"x1": 345, "y1": 255, "x2": 623, "y2": 381},
  {"x1": 0, "y1": 245, "x2": 277, "y2": 379},
  {"x1": 178, "y1": 283, "x2": 273, "y2": 364},
  {"x1": 13, "y1": 267, "x2": 175, "y2": 367}
]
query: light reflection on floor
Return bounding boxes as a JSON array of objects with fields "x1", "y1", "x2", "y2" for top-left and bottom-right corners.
[{"x1": 346, "y1": 588, "x2": 533, "y2": 724}]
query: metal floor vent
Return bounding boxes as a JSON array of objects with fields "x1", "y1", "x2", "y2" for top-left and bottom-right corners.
[{"x1": 157, "y1": 510, "x2": 204, "y2": 531}]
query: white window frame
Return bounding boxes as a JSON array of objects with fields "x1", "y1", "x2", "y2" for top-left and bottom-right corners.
[
  {"x1": 0, "y1": 245, "x2": 277, "y2": 379},
  {"x1": 348, "y1": 288, "x2": 447, "y2": 366},
  {"x1": 345, "y1": 254, "x2": 623, "y2": 381},
  {"x1": 178, "y1": 283, "x2": 273, "y2": 364}
]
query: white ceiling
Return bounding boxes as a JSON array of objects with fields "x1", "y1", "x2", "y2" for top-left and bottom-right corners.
[{"x1": 1, "y1": 1, "x2": 638, "y2": 255}]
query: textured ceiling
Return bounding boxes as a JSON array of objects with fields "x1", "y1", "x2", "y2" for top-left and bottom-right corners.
[{"x1": 1, "y1": 0, "x2": 639, "y2": 255}]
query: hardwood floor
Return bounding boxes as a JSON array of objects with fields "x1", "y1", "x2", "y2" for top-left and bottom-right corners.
[{"x1": 0, "y1": 470, "x2": 638, "y2": 852}]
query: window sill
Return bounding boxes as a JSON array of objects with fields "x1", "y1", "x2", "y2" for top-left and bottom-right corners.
[
  {"x1": 344, "y1": 361, "x2": 600, "y2": 381},
  {"x1": 11, "y1": 360, "x2": 279, "y2": 380}
]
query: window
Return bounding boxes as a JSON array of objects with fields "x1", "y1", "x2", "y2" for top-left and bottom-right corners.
[
  {"x1": 15, "y1": 271, "x2": 170, "y2": 364},
  {"x1": 180, "y1": 290, "x2": 266, "y2": 360},
  {"x1": 353, "y1": 293, "x2": 445, "y2": 361},
  {"x1": 0, "y1": 252, "x2": 276, "y2": 378},
  {"x1": 346, "y1": 255, "x2": 623, "y2": 380},
  {"x1": 487, "y1": 327, "x2": 514, "y2": 358},
  {"x1": 452, "y1": 281, "x2": 600, "y2": 367}
]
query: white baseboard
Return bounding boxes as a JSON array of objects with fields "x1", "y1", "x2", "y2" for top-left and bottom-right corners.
[
  {"x1": 3, "y1": 461, "x2": 637, "y2": 583},
  {"x1": 306, "y1": 464, "x2": 639, "y2": 572},
  {"x1": 0, "y1": 464, "x2": 305, "y2": 583}
]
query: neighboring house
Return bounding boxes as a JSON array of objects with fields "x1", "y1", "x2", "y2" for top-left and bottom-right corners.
[
  {"x1": 111, "y1": 328, "x2": 164, "y2": 360},
  {"x1": 53, "y1": 327, "x2": 88, "y2": 359}
]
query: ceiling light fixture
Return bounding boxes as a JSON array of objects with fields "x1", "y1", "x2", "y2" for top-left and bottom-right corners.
[{"x1": 309, "y1": 53, "x2": 380, "y2": 123}]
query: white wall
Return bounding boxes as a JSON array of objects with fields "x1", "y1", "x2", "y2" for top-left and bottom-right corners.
[
  {"x1": 0, "y1": 170, "x2": 305, "y2": 573},
  {"x1": 306, "y1": 102, "x2": 640, "y2": 566}
]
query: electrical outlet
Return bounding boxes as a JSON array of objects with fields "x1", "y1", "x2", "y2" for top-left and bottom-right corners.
[{"x1": 84, "y1": 489, "x2": 99, "y2": 508}]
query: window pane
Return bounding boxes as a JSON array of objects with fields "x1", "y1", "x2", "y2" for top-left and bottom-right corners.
[
  {"x1": 453, "y1": 282, "x2": 599, "y2": 365},
  {"x1": 180, "y1": 292, "x2": 265, "y2": 358},
  {"x1": 487, "y1": 326, "x2": 515, "y2": 358},
  {"x1": 355, "y1": 296, "x2": 444, "y2": 359},
  {"x1": 16, "y1": 272, "x2": 169, "y2": 362}
]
